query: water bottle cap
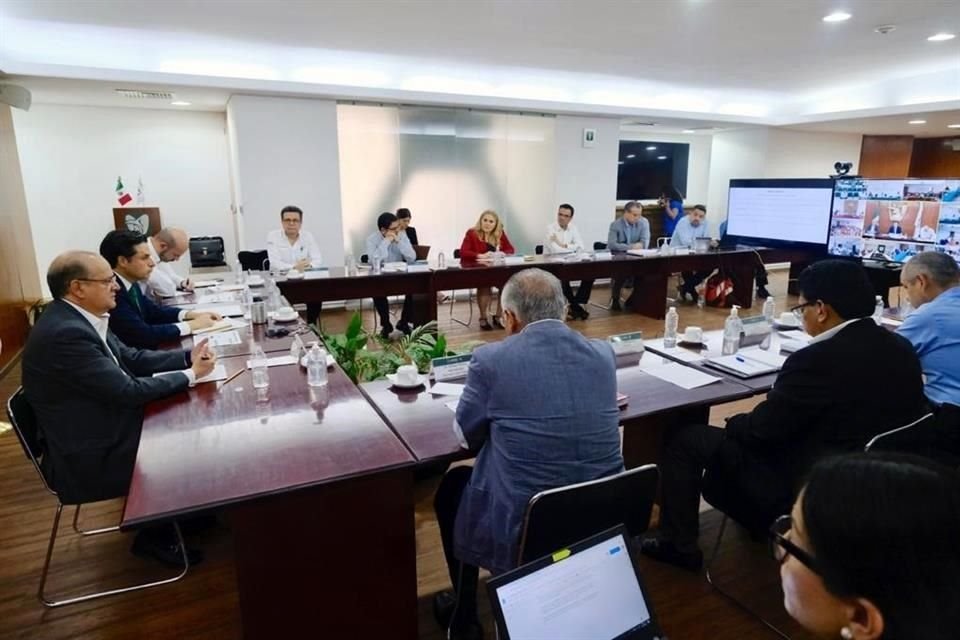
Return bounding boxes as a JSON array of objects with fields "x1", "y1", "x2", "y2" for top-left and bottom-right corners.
[{"x1": 668, "y1": 306, "x2": 676, "y2": 312}]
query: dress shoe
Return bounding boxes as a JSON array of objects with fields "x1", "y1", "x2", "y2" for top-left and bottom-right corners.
[
  {"x1": 611, "y1": 299, "x2": 623, "y2": 312},
  {"x1": 379, "y1": 323, "x2": 394, "y2": 339},
  {"x1": 478, "y1": 318, "x2": 493, "y2": 331},
  {"x1": 578, "y1": 305, "x2": 590, "y2": 319},
  {"x1": 131, "y1": 530, "x2": 204, "y2": 568},
  {"x1": 491, "y1": 316, "x2": 504, "y2": 329},
  {"x1": 757, "y1": 286, "x2": 771, "y2": 300},
  {"x1": 640, "y1": 536, "x2": 703, "y2": 572}
]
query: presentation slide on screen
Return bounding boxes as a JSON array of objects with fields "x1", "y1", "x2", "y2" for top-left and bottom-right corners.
[
  {"x1": 495, "y1": 534, "x2": 651, "y2": 640},
  {"x1": 726, "y1": 183, "x2": 835, "y2": 244}
]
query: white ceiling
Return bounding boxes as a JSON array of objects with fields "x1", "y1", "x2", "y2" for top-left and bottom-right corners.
[
  {"x1": 788, "y1": 109, "x2": 960, "y2": 136},
  {"x1": 1, "y1": 0, "x2": 958, "y2": 126}
]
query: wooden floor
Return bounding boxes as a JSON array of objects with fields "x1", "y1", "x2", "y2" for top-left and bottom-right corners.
[{"x1": 0, "y1": 273, "x2": 817, "y2": 639}]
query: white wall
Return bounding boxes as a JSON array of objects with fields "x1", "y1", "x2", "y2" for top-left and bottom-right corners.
[
  {"x1": 705, "y1": 127, "x2": 863, "y2": 231},
  {"x1": 227, "y1": 95, "x2": 345, "y2": 267},
  {"x1": 554, "y1": 115, "x2": 621, "y2": 248},
  {"x1": 12, "y1": 104, "x2": 234, "y2": 296}
]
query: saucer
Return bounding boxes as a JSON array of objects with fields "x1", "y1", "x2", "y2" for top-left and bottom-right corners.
[
  {"x1": 386, "y1": 373, "x2": 427, "y2": 389},
  {"x1": 677, "y1": 338, "x2": 707, "y2": 347},
  {"x1": 274, "y1": 312, "x2": 299, "y2": 323},
  {"x1": 247, "y1": 278, "x2": 265, "y2": 287},
  {"x1": 299, "y1": 354, "x2": 336, "y2": 368},
  {"x1": 285, "y1": 271, "x2": 305, "y2": 280}
]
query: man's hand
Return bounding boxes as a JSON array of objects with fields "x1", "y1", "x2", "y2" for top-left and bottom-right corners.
[
  {"x1": 181, "y1": 278, "x2": 195, "y2": 292},
  {"x1": 294, "y1": 258, "x2": 311, "y2": 271},
  {"x1": 385, "y1": 230, "x2": 398, "y2": 243},
  {"x1": 190, "y1": 339, "x2": 216, "y2": 378},
  {"x1": 631, "y1": 242, "x2": 646, "y2": 250}
]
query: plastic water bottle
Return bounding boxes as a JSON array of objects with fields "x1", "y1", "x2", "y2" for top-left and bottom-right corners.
[
  {"x1": 234, "y1": 260, "x2": 244, "y2": 284},
  {"x1": 663, "y1": 306, "x2": 679, "y2": 348},
  {"x1": 722, "y1": 305, "x2": 743, "y2": 355},
  {"x1": 873, "y1": 295, "x2": 884, "y2": 325},
  {"x1": 762, "y1": 296, "x2": 776, "y2": 323},
  {"x1": 372, "y1": 254, "x2": 383, "y2": 275},
  {"x1": 306, "y1": 344, "x2": 328, "y2": 388},
  {"x1": 241, "y1": 288, "x2": 252, "y2": 325},
  {"x1": 344, "y1": 252, "x2": 355, "y2": 276},
  {"x1": 437, "y1": 251, "x2": 446, "y2": 269},
  {"x1": 251, "y1": 346, "x2": 270, "y2": 389},
  {"x1": 290, "y1": 334, "x2": 304, "y2": 360}
]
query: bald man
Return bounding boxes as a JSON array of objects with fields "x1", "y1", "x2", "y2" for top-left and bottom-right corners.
[
  {"x1": 146, "y1": 227, "x2": 193, "y2": 298},
  {"x1": 22, "y1": 251, "x2": 215, "y2": 566}
]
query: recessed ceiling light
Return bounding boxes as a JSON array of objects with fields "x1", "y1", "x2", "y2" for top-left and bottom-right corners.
[
  {"x1": 908, "y1": 120, "x2": 927, "y2": 125},
  {"x1": 645, "y1": 146, "x2": 657, "y2": 151},
  {"x1": 928, "y1": 33, "x2": 956, "y2": 42},
  {"x1": 822, "y1": 11, "x2": 852, "y2": 23},
  {"x1": 171, "y1": 100, "x2": 192, "y2": 106},
  {"x1": 682, "y1": 129, "x2": 696, "y2": 134},
  {"x1": 626, "y1": 154, "x2": 636, "y2": 159},
  {"x1": 948, "y1": 124, "x2": 960, "y2": 129},
  {"x1": 657, "y1": 156, "x2": 668, "y2": 160}
]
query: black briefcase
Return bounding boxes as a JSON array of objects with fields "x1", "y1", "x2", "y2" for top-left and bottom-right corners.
[{"x1": 189, "y1": 236, "x2": 226, "y2": 267}]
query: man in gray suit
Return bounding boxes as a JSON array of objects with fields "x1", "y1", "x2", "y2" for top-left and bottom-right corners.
[
  {"x1": 432, "y1": 268, "x2": 624, "y2": 640},
  {"x1": 608, "y1": 200, "x2": 651, "y2": 310},
  {"x1": 22, "y1": 251, "x2": 216, "y2": 565}
]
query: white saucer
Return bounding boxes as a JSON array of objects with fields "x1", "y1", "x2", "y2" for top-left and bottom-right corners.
[
  {"x1": 677, "y1": 338, "x2": 707, "y2": 347},
  {"x1": 247, "y1": 278, "x2": 265, "y2": 287},
  {"x1": 274, "y1": 313, "x2": 300, "y2": 323},
  {"x1": 299, "y1": 354, "x2": 336, "y2": 368},
  {"x1": 285, "y1": 271, "x2": 305, "y2": 280},
  {"x1": 386, "y1": 373, "x2": 428, "y2": 389}
]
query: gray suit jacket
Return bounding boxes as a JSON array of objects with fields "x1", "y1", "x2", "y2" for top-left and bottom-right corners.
[
  {"x1": 454, "y1": 320, "x2": 624, "y2": 574},
  {"x1": 22, "y1": 300, "x2": 191, "y2": 504},
  {"x1": 607, "y1": 217, "x2": 651, "y2": 252}
]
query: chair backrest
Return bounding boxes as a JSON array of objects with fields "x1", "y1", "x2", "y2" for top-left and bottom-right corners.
[
  {"x1": 516, "y1": 464, "x2": 658, "y2": 566},
  {"x1": 7, "y1": 387, "x2": 54, "y2": 495},
  {"x1": 238, "y1": 250, "x2": 269, "y2": 272},
  {"x1": 593, "y1": 241, "x2": 607, "y2": 251},
  {"x1": 864, "y1": 411, "x2": 960, "y2": 467},
  {"x1": 535, "y1": 244, "x2": 544, "y2": 255}
]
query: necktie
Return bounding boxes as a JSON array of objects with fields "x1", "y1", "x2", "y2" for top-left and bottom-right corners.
[{"x1": 128, "y1": 283, "x2": 143, "y2": 314}]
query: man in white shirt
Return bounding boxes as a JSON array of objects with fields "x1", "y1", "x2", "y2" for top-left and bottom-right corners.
[
  {"x1": 266, "y1": 205, "x2": 325, "y2": 324},
  {"x1": 266, "y1": 205, "x2": 324, "y2": 272},
  {"x1": 145, "y1": 227, "x2": 192, "y2": 299},
  {"x1": 544, "y1": 203, "x2": 594, "y2": 320}
]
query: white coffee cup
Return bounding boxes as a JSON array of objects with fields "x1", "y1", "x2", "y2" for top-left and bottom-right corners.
[
  {"x1": 779, "y1": 311, "x2": 799, "y2": 326},
  {"x1": 683, "y1": 326, "x2": 703, "y2": 343},
  {"x1": 277, "y1": 306, "x2": 294, "y2": 317},
  {"x1": 396, "y1": 364, "x2": 419, "y2": 385}
]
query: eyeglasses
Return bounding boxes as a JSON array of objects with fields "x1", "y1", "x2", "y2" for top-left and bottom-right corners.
[
  {"x1": 76, "y1": 277, "x2": 117, "y2": 286},
  {"x1": 769, "y1": 515, "x2": 820, "y2": 574},
  {"x1": 789, "y1": 301, "x2": 817, "y2": 322}
]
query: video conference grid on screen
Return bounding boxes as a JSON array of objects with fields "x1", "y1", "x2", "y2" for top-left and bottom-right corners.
[{"x1": 828, "y1": 178, "x2": 960, "y2": 266}]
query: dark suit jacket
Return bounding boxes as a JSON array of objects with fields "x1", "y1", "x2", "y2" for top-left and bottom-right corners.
[
  {"x1": 404, "y1": 226, "x2": 419, "y2": 247},
  {"x1": 22, "y1": 300, "x2": 191, "y2": 504},
  {"x1": 705, "y1": 318, "x2": 925, "y2": 530},
  {"x1": 109, "y1": 275, "x2": 184, "y2": 349},
  {"x1": 454, "y1": 320, "x2": 624, "y2": 574}
]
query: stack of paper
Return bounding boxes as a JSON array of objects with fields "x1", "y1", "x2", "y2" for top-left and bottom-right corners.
[
  {"x1": 193, "y1": 319, "x2": 235, "y2": 335},
  {"x1": 638, "y1": 360, "x2": 722, "y2": 389},
  {"x1": 704, "y1": 354, "x2": 778, "y2": 378},
  {"x1": 429, "y1": 383, "x2": 465, "y2": 397},
  {"x1": 626, "y1": 249, "x2": 659, "y2": 257},
  {"x1": 205, "y1": 330, "x2": 242, "y2": 347}
]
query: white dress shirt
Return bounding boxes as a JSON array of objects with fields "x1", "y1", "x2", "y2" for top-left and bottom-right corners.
[
  {"x1": 544, "y1": 221, "x2": 585, "y2": 254},
  {"x1": 145, "y1": 237, "x2": 186, "y2": 299},
  {"x1": 808, "y1": 317, "x2": 865, "y2": 345},
  {"x1": 266, "y1": 229, "x2": 324, "y2": 271},
  {"x1": 116, "y1": 272, "x2": 192, "y2": 336}
]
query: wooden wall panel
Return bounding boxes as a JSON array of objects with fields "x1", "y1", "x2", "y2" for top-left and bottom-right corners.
[
  {"x1": 909, "y1": 137, "x2": 960, "y2": 178},
  {"x1": 858, "y1": 135, "x2": 914, "y2": 178}
]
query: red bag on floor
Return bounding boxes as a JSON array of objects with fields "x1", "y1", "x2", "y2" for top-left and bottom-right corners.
[{"x1": 700, "y1": 269, "x2": 735, "y2": 308}]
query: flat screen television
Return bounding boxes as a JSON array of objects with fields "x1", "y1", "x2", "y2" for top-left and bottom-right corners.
[
  {"x1": 616, "y1": 141, "x2": 689, "y2": 200},
  {"x1": 827, "y1": 178, "x2": 960, "y2": 266},
  {"x1": 724, "y1": 178, "x2": 836, "y2": 250}
]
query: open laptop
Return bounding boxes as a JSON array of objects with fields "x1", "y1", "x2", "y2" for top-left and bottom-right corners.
[{"x1": 487, "y1": 525, "x2": 666, "y2": 640}]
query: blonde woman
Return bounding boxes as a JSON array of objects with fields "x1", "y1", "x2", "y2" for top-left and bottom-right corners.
[{"x1": 459, "y1": 210, "x2": 516, "y2": 330}]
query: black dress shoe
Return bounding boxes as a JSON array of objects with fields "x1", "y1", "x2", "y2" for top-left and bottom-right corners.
[
  {"x1": 379, "y1": 323, "x2": 394, "y2": 339},
  {"x1": 611, "y1": 299, "x2": 623, "y2": 312},
  {"x1": 640, "y1": 536, "x2": 703, "y2": 572},
  {"x1": 131, "y1": 531, "x2": 204, "y2": 568},
  {"x1": 579, "y1": 305, "x2": 590, "y2": 319}
]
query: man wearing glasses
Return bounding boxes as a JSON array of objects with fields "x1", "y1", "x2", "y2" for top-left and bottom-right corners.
[
  {"x1": 641, "y1": 260, "x2": 927, "y2": 571},
  {"x1": 22, "y1": 250, "x2": 216, "y2": 567},
  {"x1": 366, "y1": 212, "x2": 417, "y2": 338}
]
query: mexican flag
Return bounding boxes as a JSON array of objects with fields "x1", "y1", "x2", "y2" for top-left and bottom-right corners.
[{"x1": 115, "y1": 176, "x2": 132, "y2": 206}]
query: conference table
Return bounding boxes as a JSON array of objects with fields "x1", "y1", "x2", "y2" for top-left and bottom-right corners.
[{"x1": 278, "y1": 247, "x2": 770, "y2": 321}]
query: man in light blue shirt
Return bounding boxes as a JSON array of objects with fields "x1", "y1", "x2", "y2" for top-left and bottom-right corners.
[
  {"x1": 897, "y1": 252, "x2": 960, "y2": 407},
  {"x1": 671, "y1": 205, "x2": 711, "y2": 301},
  {"x1": 365, "y1": 212, "x2": 416, "y2": 337},
  {"x1": 607, "y1": 201, "x2": 650, "y2": 311}
]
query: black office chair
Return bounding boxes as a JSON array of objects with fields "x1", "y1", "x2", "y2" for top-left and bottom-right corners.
[
  {"x1": 703, "y1": 412, "x2": 938, "y2": 640},
  {"x1": 517, "y1": 464, "x2": 659, "y2": 565},
  {"x1": 238, "y1": 250, "x2": 269, "y2": 272},
  {"x1": 448, "y1": 249, "x2": 474, "y2": 327},
  {"x1": 590, "y1": 241, "x2": 621, "y2": 311},
  {"x1": 534, "y1": 245, "x2": 544, "y2": 255},
  {"x1": 6, "y1": 388, "x2": 188, "y2": 607}
]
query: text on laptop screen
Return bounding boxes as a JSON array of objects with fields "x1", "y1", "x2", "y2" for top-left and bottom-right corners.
[
  {"x1": 827, "y1": 178, "x2": 960, "y2": 267},
  {"x1": 725, "y1": 178, "x2": 836, "y2": 247},
  {"x1": 493, "y1": 533, "x2": 652, "y2": 640}
]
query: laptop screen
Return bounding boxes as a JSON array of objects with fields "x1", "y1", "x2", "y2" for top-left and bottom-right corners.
[{"x1": 489, "y1": 528, "x2": 657, "y2": 640}]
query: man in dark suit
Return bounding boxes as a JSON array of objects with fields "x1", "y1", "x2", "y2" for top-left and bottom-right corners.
[
  {"x1": 100, "y1": 230, "x2": 220, "y2": 349},
  {"x1": 432, "y1": 268, "x2": 624, "y2": 639},
  {"x1": 642, "y1": 260, "x2": 926, "y2": 571},
  {"x1": 22, "y1": 251, "x2": 217, "y2": 565}
]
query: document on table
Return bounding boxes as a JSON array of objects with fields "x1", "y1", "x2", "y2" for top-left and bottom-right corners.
[
  {"x1": 225, "y1": 317, "x2": 249, "y2": 329},
  {"x1": 192, "y1": 279, "x2": 221, "y2": 288},
  {"x1": 205, "y1": 330, "x2": 242, "y2": 346},
  {"x1": 154, "y1": 364, "x2": 227, "y2": 384},
  {"x1": 193, "y1": 319, "x2": 235, "y2": 335},
  {"x1": 626, "y1": 249, "x2": 659, "y2": 257},
  {"x1": 778, "y1": 330, "x2": 812, "y2": 353},
  {"x1": 216, "y1": 284, "x2": 247, "y2": 292},
  {"x1": 303, "y1": 269, "x2": 330, "y2": 280},
  {"x1": 644, "y1": 338, "x2": 707, "y2": 362},
  {"x1": 638, "y1": 360, "x2": 721, "y2": 389},
  {"x1": 444, "y1": 400, "x2": 460, "y2": 413},
  {"x1": 246, "y1": 355, "x2": 298, "y2": 369},
  {"x1": 429, "y1": 382, "x2": 465, "y2": 397},
  {"x1": 204, "y1": 304, "x2": 244, "y2": 317},
  {"x1": 739, "y1": 346, "x2": 788, "y2": 369}
]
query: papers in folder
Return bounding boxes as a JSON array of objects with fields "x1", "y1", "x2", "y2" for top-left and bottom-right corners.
[
  {"x1": 638, "y1": 360, "x2": 721, "y2": 389},
  {"x1": 193, "y1": 319, "x2": 234, "y2": 335},
  {"x1": 704, "y1": 354, "x2": 779, "y2": 378}
]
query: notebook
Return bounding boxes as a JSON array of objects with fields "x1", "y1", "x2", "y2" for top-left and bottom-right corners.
[
  {"x1": 703, "y1": 353, "x2": 779, "y2": 378},
  {"x1": 487, "y1": 525, "x2": 665, "y2": 640}
]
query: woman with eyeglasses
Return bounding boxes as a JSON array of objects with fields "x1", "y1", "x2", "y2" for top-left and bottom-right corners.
[{"x1": 773, "y1": 453, "x2": 960, "y2": 639}]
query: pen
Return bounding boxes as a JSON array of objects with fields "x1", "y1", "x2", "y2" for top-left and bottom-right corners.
[
  {"x1": 735, "y1": 356, "x2": 746, "y2": 363},
  {"x1": 221, "y1": 368, "x2": 244, "y2": 386}
]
